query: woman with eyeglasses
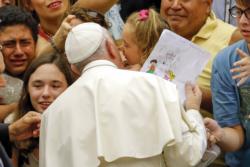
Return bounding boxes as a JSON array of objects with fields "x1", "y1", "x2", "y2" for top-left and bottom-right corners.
[{"x1": 206, "y1": 0, "x2": 250, "y2": 166}]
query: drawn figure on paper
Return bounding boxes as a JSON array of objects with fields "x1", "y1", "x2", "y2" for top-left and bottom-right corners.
[
  {"x1": 164, "y1": 70, "x2": 175, "y2": 81},
  {"x1": 147, "y1": 59, "x2": 157, "y2": 74}
]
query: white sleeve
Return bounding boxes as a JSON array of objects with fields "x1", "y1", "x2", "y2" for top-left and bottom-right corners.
[{"x1": 163, "y1": 109, "x2": 207, "y2": 167}]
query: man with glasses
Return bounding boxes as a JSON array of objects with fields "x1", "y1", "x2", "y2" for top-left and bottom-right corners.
[
  {"x1": 0, "y1": 5, "x2": 38, "y2": 124},
  {"x1": 0, "y1": 5, "x2": 37, "y2": 78},
  {"x1": 207, "y1": 0, "x2": 250, "y2": 166},
  {"x1": 0, "y1": 47, "x2": 41, "y2": 167}
]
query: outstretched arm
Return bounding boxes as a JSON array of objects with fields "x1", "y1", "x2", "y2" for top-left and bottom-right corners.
[
  {"x1": 164, "y1": 83, "x2": 207, "y2": 167},
  {"x1": 9, "y1": 111, "x2": 41, "y2": 142},
  {"x1": 204, "y1": 117, "x2": 244, "y2": 152},
  {"x1": 37, "y1": 15, "x2": 75, "y2": 57}
]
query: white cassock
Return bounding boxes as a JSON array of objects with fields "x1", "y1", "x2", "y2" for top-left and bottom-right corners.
[{"x1": 39, "y1": 60, "x2": 207, "y2": 167}]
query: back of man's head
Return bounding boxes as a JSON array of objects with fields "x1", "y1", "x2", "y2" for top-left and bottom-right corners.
[
  {"x1": 65, "y1": 23, "x2": 123, "y2": 72},
  {"x1": 65, "y1": 23, "x2": 105, "y2": 64},
  {"x1": 0, "y1": 5, "x2": 38, "y2": 42}
]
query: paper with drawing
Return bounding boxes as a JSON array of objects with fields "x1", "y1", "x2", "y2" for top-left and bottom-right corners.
[{"x1": 140, "y1": 29, "x2": 211, "y2": 102}]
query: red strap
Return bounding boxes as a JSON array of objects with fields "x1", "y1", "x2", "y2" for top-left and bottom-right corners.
[{"x1": 38, "y1": 25, "x2": 52, "y2": 41}]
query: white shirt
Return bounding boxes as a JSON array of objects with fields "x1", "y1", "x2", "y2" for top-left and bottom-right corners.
[{"x1": 39, "y1": 60, "x2": 206, "y2": 167}]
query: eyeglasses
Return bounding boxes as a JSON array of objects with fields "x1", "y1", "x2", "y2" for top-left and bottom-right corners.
[
  {"x1": 229, "y1": 6, "x2": 250, "y2": 19},
  {"x1": 0, "y1": 39, "x2": 32, "y2": 50}
]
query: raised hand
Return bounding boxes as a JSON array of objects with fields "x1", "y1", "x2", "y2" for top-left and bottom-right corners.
[{"x1": 230, "y1": 48, "x2": 250, "y2": 86}]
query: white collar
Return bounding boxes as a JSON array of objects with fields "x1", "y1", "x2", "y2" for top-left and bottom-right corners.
[{"x1": 81, "y1": 60, "x2": 117, "y2": 74}]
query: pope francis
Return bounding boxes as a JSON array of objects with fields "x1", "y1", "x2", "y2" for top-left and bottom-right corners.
[{"x1": 39, "y1": 23, "x2": 207, "y2": 167}]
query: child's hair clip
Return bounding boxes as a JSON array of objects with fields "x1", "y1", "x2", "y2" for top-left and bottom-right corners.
[{"x1": 138, "y1": 9, "x2": 149, "y2": 21}]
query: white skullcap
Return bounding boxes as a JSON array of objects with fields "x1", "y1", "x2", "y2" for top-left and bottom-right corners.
[{"x1": 65, "y1": 22, "x2": 104, "y2": 64}]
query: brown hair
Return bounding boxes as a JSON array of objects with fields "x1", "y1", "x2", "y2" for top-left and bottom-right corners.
[
  {"x1": 67, "y1": 4, "x2": 110, "y2": 28},
  {"x1": 126, "y1": 8, "x2": 169, "y2": 65},
  {"x1": 17, "y1": 52, "x2": 74, "y2": 119}
]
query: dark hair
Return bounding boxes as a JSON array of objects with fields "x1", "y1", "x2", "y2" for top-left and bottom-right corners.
[
  {"x1": 17, "y1": 52, "x2": 74, "y2": 119},
  {"x1": 68, "y1": 4, "x2": 110, "y2": 28},
  {"x1": 120, "y1": 0, "x2": 161, "y2": 21},
  {"x1": 150, "y1": 59, "x2": 157, "y2": 63},
  {"x1": 0, "y1": 5, "x2": 38, "y2": 42},
  {"x1": 15, "y1": 53, "x2": 74, "y2": 165}
]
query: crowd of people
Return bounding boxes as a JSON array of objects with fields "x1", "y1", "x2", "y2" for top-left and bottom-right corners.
[{"x1": 0, "y1": 0, "x2": 250, "y2": 167}]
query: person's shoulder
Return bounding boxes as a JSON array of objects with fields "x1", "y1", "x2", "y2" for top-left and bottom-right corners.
[
  {"x1": 117, "y1": 69, "x2": 179, "y2": 100},
  {"x1": 212, "y1": 17, "x2": 236, "y2": 40},
  {"x1": 127, "y1": 70, "x2": 177, "y2": 89},
  {"x1": 216, "y1": 18, "x2": 236, "y2": 31},
  {"x1": 215, "y1": 40, "x2": 245, "y2": 63}
]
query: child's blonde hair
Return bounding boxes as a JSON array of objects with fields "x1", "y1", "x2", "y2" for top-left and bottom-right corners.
[{"x1": 126, "y1": 8, "x2": 169, "y2": 65}]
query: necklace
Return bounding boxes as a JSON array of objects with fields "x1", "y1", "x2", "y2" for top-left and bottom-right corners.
[{"x1": 38, "y1": 25, "x2": 53, "y2": 41}]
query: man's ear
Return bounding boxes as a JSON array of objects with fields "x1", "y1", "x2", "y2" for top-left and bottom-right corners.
[
  {"x1": 105, "y1": 39, "x2": 117, "y2": 60},
  {"x1": 205, "y1": 0, "x2": 212, "y2": 14},
  {"x1": 70, "y1": 64, "x2": 80, "y2": 76}
]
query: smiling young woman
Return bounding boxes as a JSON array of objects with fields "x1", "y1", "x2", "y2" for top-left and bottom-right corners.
[
  {"x1": 18, "y1": 0, "x2": 117, "y2": 55},
  {"x1": 13, "y1": 52, "x2": 74, "y2": 167}
]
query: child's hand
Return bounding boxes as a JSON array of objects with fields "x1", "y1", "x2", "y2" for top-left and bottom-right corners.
[{"x1": 230, "y1": 48, "x2": 250, "y2": 86}]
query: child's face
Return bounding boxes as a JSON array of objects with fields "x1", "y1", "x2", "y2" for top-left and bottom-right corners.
[{"x1": 122, "y1": 23, "x2": 143, "y2": 65}]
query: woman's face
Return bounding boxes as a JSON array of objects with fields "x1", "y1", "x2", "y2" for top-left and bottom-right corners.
[
  {"x1": 28, "y1": 63, "x2": 68, "y2": 112},
  {"x1": 29, "y1": 0, "x2": 69, "y2": 21}
]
